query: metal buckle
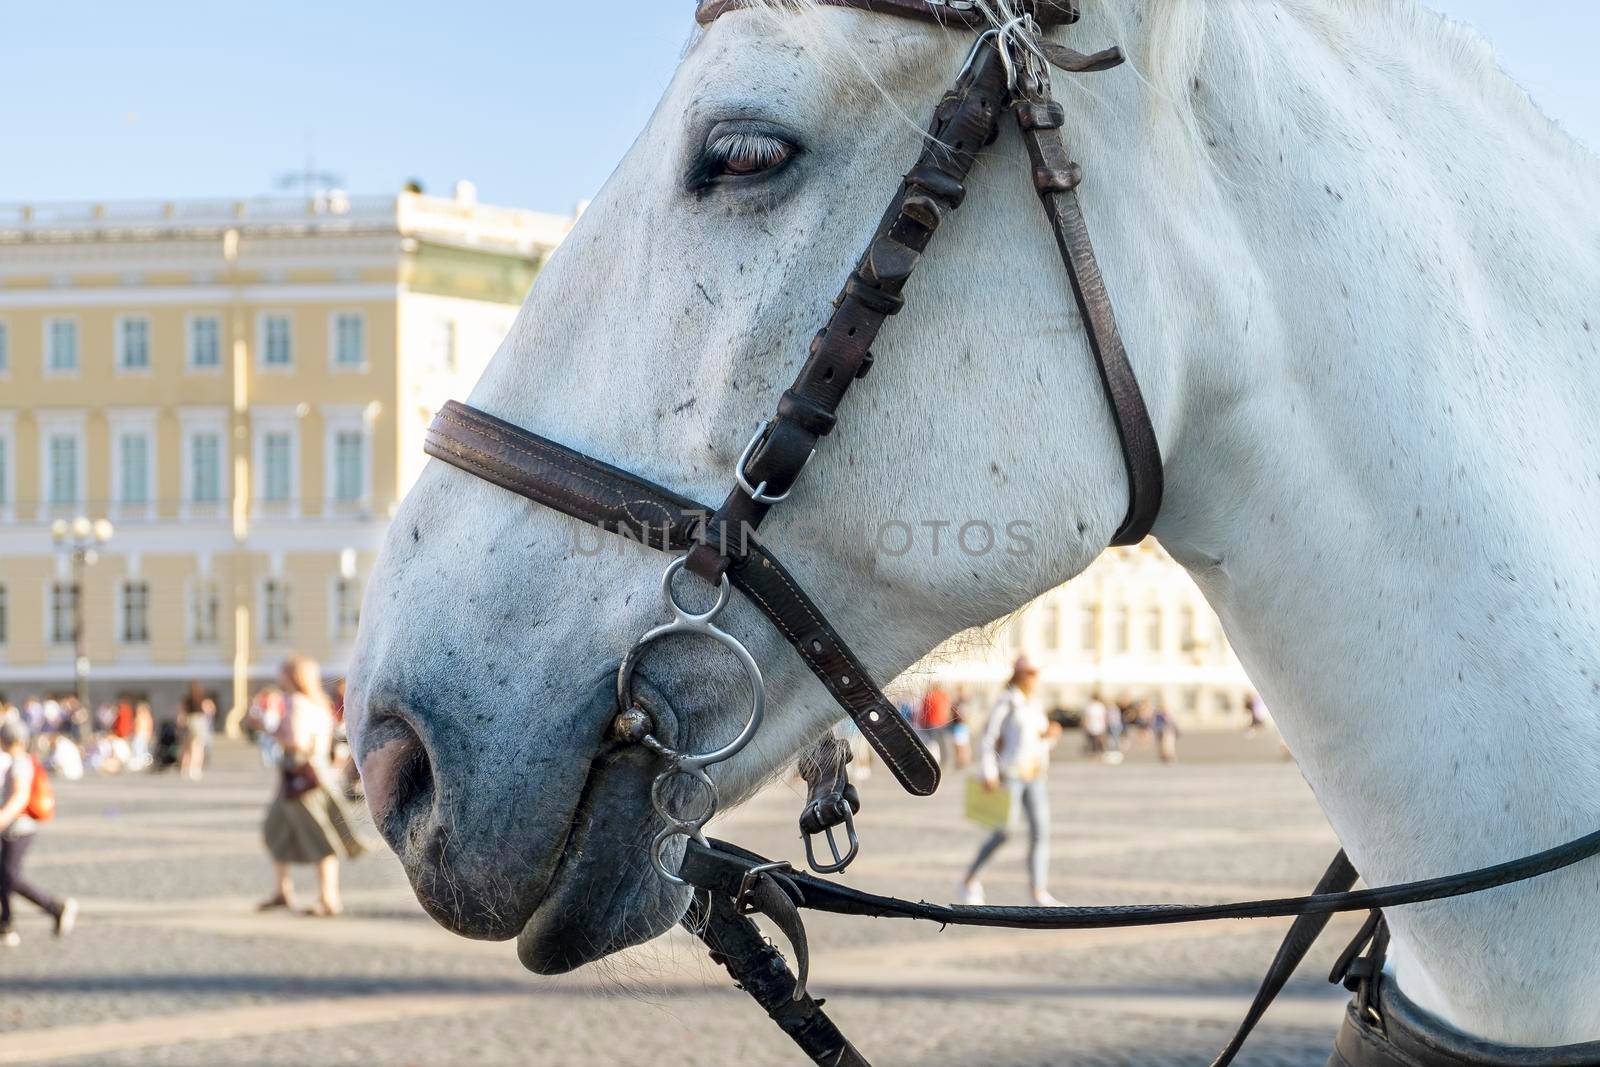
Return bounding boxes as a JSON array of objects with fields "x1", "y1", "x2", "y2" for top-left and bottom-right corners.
[
  {"x1": 737, "y1": 861, "x2": 795, "y2": 915},
  {"x1": 735, "y1": 421, "x2": 813, "y2": 505},
  {"x1": 802, "y1": 806, "x2": 860, "y2": 875}
]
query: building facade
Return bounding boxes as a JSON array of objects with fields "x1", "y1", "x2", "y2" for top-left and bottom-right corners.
[
  {"x1": 0, "y1": 188, "x2": 575, "y2": 716},
  {"x1": 919, "y1": 542, "x2": 1256, "y2": 728}
]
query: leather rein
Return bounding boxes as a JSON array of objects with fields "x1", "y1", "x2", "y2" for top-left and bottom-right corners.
[{"x1": 422, "y1": 3, "x2": 1600, "y2": 1065}]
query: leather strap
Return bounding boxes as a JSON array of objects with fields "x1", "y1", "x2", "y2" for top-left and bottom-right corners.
[
  {"x1": 681, "y1": 828, "x2": 1600, "y2": 930},
  {"x1": 696, "y1": 0, "x2": 1081, "y2": 30},
  {"x1": 684, "y1": 38, "x2": 1014, "y2": 582},
  {"x1": 424, "y1": 400, "x2": 941, "y2": 796},
  {"x1": 1210, "y1": 851, "x2": 1361, "y2": 1067},
  {"x1": 686, "y1": 892, "x2": 870, "y2": 1067},
  {"x1": 1329, "y1": 979, "x2": 1600, "y2": 1067},
  {"x1": 1014, "y1": 73, "x2": 1164, "y2": 545}
]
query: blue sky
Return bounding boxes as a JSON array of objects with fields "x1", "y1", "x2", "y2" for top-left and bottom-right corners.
[{"x1": 3, "y1": 2, "x2": 1595, "y2": 214}]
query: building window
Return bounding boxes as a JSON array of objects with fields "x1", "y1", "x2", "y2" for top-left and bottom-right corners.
[
  {"x1": 1180, "y1": 605, "x2": 1198, "y2": 651},
  {"x1": 118, "y1": 316, "x2": 151, "y2": 372},
  {"x1": 47, "y1": 433, "x2": 81, "y2": 507},
  {"x1": 190, "y1": 581, "x2": 220, "y2": 645},
  {"x1": 1079, "y1": 606, "x2": 1098, "y2": 652},
  {"x1": 333, "y1": 578, "x2": 360, "y2": 641},
  {"x1": 260, "y1": 431, "x2": 293, "y2": 504},
  {"x1": 1041, "y1": 602, "x2": 1061, "y2": 651},
  {"x1": 262, "y1": 579, "x2": 291, "y2": 644},
  {"x1": 1110, "y1": 606, "x2": 1130, "y2": 654},
  {"x1": 50, "y1": 582, "x2": 80, "y2": 646},
  {"x1": 121, "y1": 581, "x2": 151, "y2": 644},
  {"x1": 261, "y1": 314, "x2": 292, "y2": 368},
  {"x1": 332, "y1": 429, "x2": 367, "y2": 504},
  {"x1": 118, "y1": 431, "x2": 152, "y2": 507},
  {"x1": 0, "y1": 584, "x2": 8, "y2": 646},
  {"x1": 189, "y1": 431, "x2": 223, "y2": 504},
  {"x1": 189, "y1": 315, "x2": 221, "y2": 370},
  {"x1": 0, "y1": 434, "x2": 9, "y2": 512},
  {"x1": 332, "y1": 312, "x2": 365, "y2": 369},
  {"x1": 46, "y1": 318, "x2": 78, "y2": 374},
  {"x1": 0, "y1": 321, "x2": 9, "y2": 376},
  {"x1": 1144, "y1": 607, "x2": 1164, "y2": 653}
]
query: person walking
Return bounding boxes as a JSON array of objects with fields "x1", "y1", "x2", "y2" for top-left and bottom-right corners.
[
  {"x1": 178, "y1": 683, "x2": 215, "y2": 780},
  {"x1": 0, "y1": 719, "x2": 78, "y2": 947},
  {"x1": 1153, "y1": 703, "x2": 1180, "y2": 763},
  {"x1": 960, "y1": 657, "x2": 1062, "y2": 907},
  {"x1": 1082, "y1": 691, "x2": 1109, "y2": 759},
  {"x1": 259, "y1": 656, "x2": 365, "y2": 917}
]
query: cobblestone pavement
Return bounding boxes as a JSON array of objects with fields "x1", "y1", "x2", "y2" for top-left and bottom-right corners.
[{"x1": 0, "y1": 731, "x2": 1356, "y2": 1067}]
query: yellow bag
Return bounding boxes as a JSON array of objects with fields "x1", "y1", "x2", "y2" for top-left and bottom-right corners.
[{"x1": 964, "y1": 777, "x2": 1012, "y2": 830}]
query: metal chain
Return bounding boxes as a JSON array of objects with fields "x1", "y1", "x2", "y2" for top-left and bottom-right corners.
[{"x1": 616, "y1": 555, "x2": 766, "y2": 885}]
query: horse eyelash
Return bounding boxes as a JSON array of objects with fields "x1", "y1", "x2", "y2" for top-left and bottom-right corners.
[{"x1": 687, "y1": 132, "x2": 797, "y2": 192}]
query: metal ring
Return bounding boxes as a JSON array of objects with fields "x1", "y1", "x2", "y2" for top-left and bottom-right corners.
[
  {"x1": 616, "y1": 558, "x2": 766, "y2": 772},
  {"x1": 651, "y1": 765, "x2": 718, "y2": 828},
  {"x1": 650, "y1": 824, "x2": 709, "y2": 888}
]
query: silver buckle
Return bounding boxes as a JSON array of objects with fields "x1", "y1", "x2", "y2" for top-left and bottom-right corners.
[{"x1": 735, "y1": 422, "x2": 813, "y2": 505}]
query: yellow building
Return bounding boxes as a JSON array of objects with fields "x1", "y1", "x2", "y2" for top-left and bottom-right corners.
[
  {"x1": 0, "y1": 186, "x2": 576, "y2": 714},
  {"x1": 918, "y1": 542, "x2": 1256, "y2": 728}
]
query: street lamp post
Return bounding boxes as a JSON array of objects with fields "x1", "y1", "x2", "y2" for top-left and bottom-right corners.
[{"x1": 52, "y1": 516, "x2": 114, "y2": 719}]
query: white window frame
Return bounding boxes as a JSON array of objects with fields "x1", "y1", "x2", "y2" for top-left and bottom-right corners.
[
  {"x1": 329, "y1": 310, "x2": 368, "y2": 371},
  {"x1": 188, "y1": 577, "x2": 221, "y2": 646},
  {"x1": 260, "y1": 577, "x2": 292, "y2": 647},
  {"x1": 36, "y1": 410, "x2": 87, "y2": 517},
  {"x1": 115, "y1": 314, "x2": 153, "y2": 375},
  {"x1": 0, "y1": 318, "x2": 10, "y2": 379},
  {"x1": 179, "y1": 408, "x2": 230, "y2": 520},
  {"x1": 46, "y1": 579, "x2": 80, "y2": 647},
  {"x1": 186, "y1": 312, "x2": 224, "y2": 374},
  {"x1": 257, "y1": 311, "x2": 294, "y2": 371},
  {"x1": 0, "y1": 411, "x2": 15, "y2": 523},
  {"x1": 323, "y1": 406, "x2": 374, "y2": 514},
  {"x1": 107, "y1": 408, "x2": 159, "y2": 521},
  {"x1": 329, "y1": 574, "x2": 362, "y2": 644},
  {"x1": 118, "y1": 579, "x2": 152, "y2": 646},
  {"x1": 44, "y1": 316, "x2": 80, "y2": 377},
  {"x1": 251, "y1": 407, "x2": 300, "y2": 519}
]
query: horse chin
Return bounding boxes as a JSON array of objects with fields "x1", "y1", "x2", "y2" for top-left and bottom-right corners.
[
  {"x1": 515, "y1": 743, "x2": 693, "y2": 974},
  {"x1": 514, "y1": 676, "x2": 694, "y2": 974}
]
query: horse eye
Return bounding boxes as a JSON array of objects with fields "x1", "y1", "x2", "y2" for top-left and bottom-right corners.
[{"x1": 692, "y1": 130, "x2": 797, "y2": 189}]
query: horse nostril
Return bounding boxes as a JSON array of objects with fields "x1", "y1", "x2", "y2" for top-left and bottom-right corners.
[{"x1": 359, "y1": 718, "x2": 435, "y2": 837}]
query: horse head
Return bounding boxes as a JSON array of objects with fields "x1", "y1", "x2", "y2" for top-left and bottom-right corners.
[{"x1": 345, "y1": 3, "x2": 1165, "y2": 974}]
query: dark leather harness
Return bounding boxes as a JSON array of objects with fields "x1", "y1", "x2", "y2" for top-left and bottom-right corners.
[{"x1": 420, "y1": 2, "x2": 1600, "y2": 1063}]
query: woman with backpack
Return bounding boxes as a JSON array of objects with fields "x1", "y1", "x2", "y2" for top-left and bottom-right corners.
[{"x1": 0, "y1": 718, "x2": 77, "y2": 947}]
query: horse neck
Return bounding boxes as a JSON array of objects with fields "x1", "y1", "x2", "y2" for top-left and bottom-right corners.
[{"x1": 1098, "y1": 0, "x2": 1600, "y2": 1044}]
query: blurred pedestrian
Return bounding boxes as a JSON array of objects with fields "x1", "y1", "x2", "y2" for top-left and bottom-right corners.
[
  {"x1": 179, "y1": 683, "x2": 215, "y2": 780},
  {"x1": 917, "y1": 685, "x2": 954, "y2": 766},
  {"x1": 129, "y1": 702, "x2": 155, "y2": 772},
  {"x1": 0, "y1": 719, "x2": 78, "y2": 948},
  {"x1": 1245, "y1": 693, "x2": 1271, "y2": 739},
  {"x1": 948, "y1": 687, "x2": 973, "y2": 769},
  {"x1": 960, "y1": 657, "x2": 1062, "y2": 907},
  {"x1": 260, "y1": 656, "x2": 366, "y2": 917},
  {"x1": 1153, "y1": 704, "x2": 1179, "y2": 763},
  {"x1": 1082, "y1": 691, "x2": 1109, "y2": 757}
]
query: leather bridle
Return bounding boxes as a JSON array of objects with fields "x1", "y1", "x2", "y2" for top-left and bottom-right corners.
[{"x1": 421, "y1": 3, "x2": 1600, "y2": 1065}]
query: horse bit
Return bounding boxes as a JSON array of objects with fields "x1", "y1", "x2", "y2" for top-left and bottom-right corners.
[{"x1": 423, "y1": 2, "x2": 1600, "y2": 1064}]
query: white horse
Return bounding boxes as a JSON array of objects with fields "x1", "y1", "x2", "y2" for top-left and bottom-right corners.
[{"x1": 346, "y1": 0, "x2": 1600, "y2": 1048}]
